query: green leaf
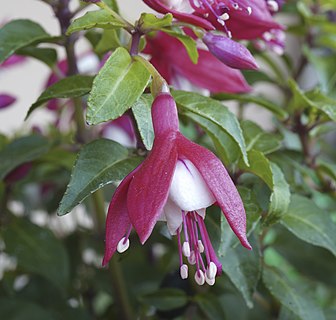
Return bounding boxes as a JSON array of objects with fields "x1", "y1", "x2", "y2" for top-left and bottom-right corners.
[
  {"x1": 213, "y1": 93, "x2": 288, "y2": 120},
  {"x1": 0, "y1": 20, "x2": 51, "y2": 63},
  {"x1": 317, "y1": 159, "x2": 336, "y2": 182},
  {"x1": 131, "y1": 94, "x2": 154, "y2": 150},
  {"x1": 240, "y1": 150, "x2": 290, "y2": 222},
  {"x1": 162, "y1": 28, "x2": 198, "y2": 64},
  {"x1": 95, "y1": 29, "x2": 121, "y2": 55},
  {"x1": 87, "y1": 47, "x2": 151, "y2": 125},
  {"x1": 281, "y1": 195, "x2": 336, "y2": 257},
  {"x1": 173, "y1": 90, "x2": 249, "y2": 166},
  {"x1": 0, "y1": 135, "x2": 49, "y2": 180},
  {"x1": 263, "y1": 267, "x2": 325, "y2": 320},
  {"x1": 194, "y1": 293, "x2": 226, "y2": 320},
  {"x1": 140, "y1": 288, "x2": 188, "y2": 311},
  {"x1": 182, "y1": 110, "x2": 241, "y2": 165},
  {"x1": 66, "y1": 10, "x2": 126, "y2": 35},
  {"x1": 26, "y1": 75, "x2": 94, "y2": 118},
  {"x1": 3, "y1": 218, "x2": 70, "y2": 291},
  {"x1": 219, "y1": 236, "x2": 261, "y2": 308},
  {"x1": 102, "y1": 0, "x2": 119, "y2": 11},
  {"x1": 304, "y1": 48, "x2": 336, "y2": 96},
  {"x1": 58, "y1": 139, "x2": 142, "y2": 215},
  {"x1": 17, "y1": 46, "x2": 57, "y2": 67},
  {"x1": 0, "y1": 299, "x2": 55, "y2": 320},
  {"x1": 241, "y1": 120, "x2": 282, "y2": 154},
  {"x1": 138, "y1": 13, "x2": 173, "y2": 32},
  {"x1": 305, "y1": 90, "x2": 336, "y2": 122}
]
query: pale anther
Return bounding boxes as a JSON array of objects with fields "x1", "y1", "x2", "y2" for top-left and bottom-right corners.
[
  {"x1": 117, "y1": 237, "x2": 130, "y2": 253},
  {"x1": 198, "y1": 240, "x2": 204, "y2": 253},
  {"x1": 220, "y1": 13, "x2": 230, "y2": 21},
  {"x1": 247, "y1": 6, "x2": 252, "y2": 15},
  {"x1": 195, "y1": 270, "x2": 205, "y2": 285},
  {"x1": 188, "y1": 250, "x2": 196, "y2": 265},
  {"x1": 205, "y1": 274, "x2": 215, "y2": 286},
  {"x1": 180, "y1": 264, "x2": 188, "y2": 279},
  {"x1": 206, "y1": 261, "x2": 217, "y2": 279},
  {"x1": 182, "y1": 241, "x2": 191, "y2": 257}
]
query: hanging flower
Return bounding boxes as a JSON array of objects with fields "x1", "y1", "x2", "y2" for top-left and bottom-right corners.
[
  {"x1": 103, "y1": 87, "x2": 251, "y2": 285},
  {"x1": 143, "y1": 0, "x2": 283, "y2": 40},
  {"x1": 144, "y1": 31, "x2": 251, "y2": 93}
]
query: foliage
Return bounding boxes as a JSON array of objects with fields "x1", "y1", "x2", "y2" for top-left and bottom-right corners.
[{"x1": 0, "y1": 0, "x2": 335, "y2": 319}]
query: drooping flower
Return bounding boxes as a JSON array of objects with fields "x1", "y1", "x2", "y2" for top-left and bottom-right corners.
[
  {"x1": 143, "y1": 0, "x2": 283, "y2": 40},
  {"x1": 103, "y1": 87, "x2": 251, "y2": 285},
  {"x1": 144, "y1": 31, "x2": 251, "y2": 93}
]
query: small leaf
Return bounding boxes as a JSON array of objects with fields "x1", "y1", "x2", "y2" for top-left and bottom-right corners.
[
  {"x1": 87, "y1": 47, "x2": 151, "y2": 125},
  {"x1": 0, "y1": 135, "x2": 49, "y2": 180},
  {"x1": 131, "y1": 94, "x2": 154, "y2": 150},
  {"x1": 0, "y1": 19, "x2": 51, "y2": 63},
  {"x1": 138, "y1": 13, "x2": 173, "y2": 32},
  {"x1": 26, "y1": 75, "x2": 94, "y2": 118},
  {"x1": 240, "y1": 150, "x2": 290, "y2": 222},
  {"x1": 281, "y1": 195, "x2": 336, "y2": 257},
  {"x1": 194, "y1": 293, "x2": 226, "y2": 320},
  {"x1": 263, "y1": 266, "x2": 325, "y2": 320},
  {"x1": 66, "y1": 10, "x2": 126, "y2": 35},
  {"x1": 3, "y1": 218, "x2": 70, "y2": 291},
  {"x1": 58, "y1": 139, "x2": 142, "y2": 215},
  {"x1": 213, "y1": 92, "x2": 288, "y2": 120},
  {"x1": 140, "y1": 288, "x2": 188, "y2": 311},
  {"x1": 17, "y1": 46, "x2": 57, "y2": 67},
  {"x1": 173, "y1": 90, "x2": 249, "y2": 166},
  {"x1": 162, "y1": 28, "x2": 198, "y2": 64}
]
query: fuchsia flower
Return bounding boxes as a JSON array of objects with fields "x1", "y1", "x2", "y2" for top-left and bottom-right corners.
[
  {"x1": 144, "y1": 31, "x2": 251, "y2": 93},
  {"x1": 103, "y1": 88, "x2": 251, "y2": 285},
  {"x1": 144, "y1": 0, "x2": 282, "y2": 39}
]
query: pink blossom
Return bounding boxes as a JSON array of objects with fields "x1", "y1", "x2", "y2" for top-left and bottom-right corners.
[
  {"x1": 103, "y1": 90, "x2": 251, "y2": 285},
  {"x1": 144, "y1": 31, "x2": 251, "y2": 93}
]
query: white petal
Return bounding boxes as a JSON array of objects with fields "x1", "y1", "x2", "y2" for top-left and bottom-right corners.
[
  {"x1": 169, "y1": 159, "x2": 215, "y2": 211},
  {"x1": 162, "y1": 199, "x2": 183, "y2": 235}
]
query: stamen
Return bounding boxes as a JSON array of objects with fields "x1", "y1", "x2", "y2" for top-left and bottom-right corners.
[
  {"x1": 180, "y1": 264, "x2": 189, "y2": 279},
  {"x1": 247, "y1": 6, "x2": 252, "y2": 15},
  {"x1": 220, "y1": 13, "x2": 230, "y2": 20},
  {"x1": 206, "y1": 261, "x2": 217, "y2": 279},
  {"x1": 117, "y1": 237, "x2": 130, "y2": 253},
  {"x1": 205, "y1": 274, "x2": 215, "y2": 286},
  {"x1": 195, "y1": 270, "x2": 205, "y2": 285},
  {"x1": 198, "y1": 240, "x2": 204, "y2": 253},
  {"x1": 267, "y1": 0, "x2": 279, "y2": 12},
  {"x1": 177, "y1": 227, "x2": 183, "y2": 266},
  {"x1": 182, "y1": 241, "x2": 191, "y2": 257},
  {"x1": 188, "y1": 250, "x2": 196, "y2": 264}
]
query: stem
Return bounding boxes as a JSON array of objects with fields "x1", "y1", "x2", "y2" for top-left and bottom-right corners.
[
  {"x1": 53, "y1": 2, "x2": 134, "y2": 318},
  {"x1": 130, "y1": 31, "x2": 141, "y2": 56}
]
